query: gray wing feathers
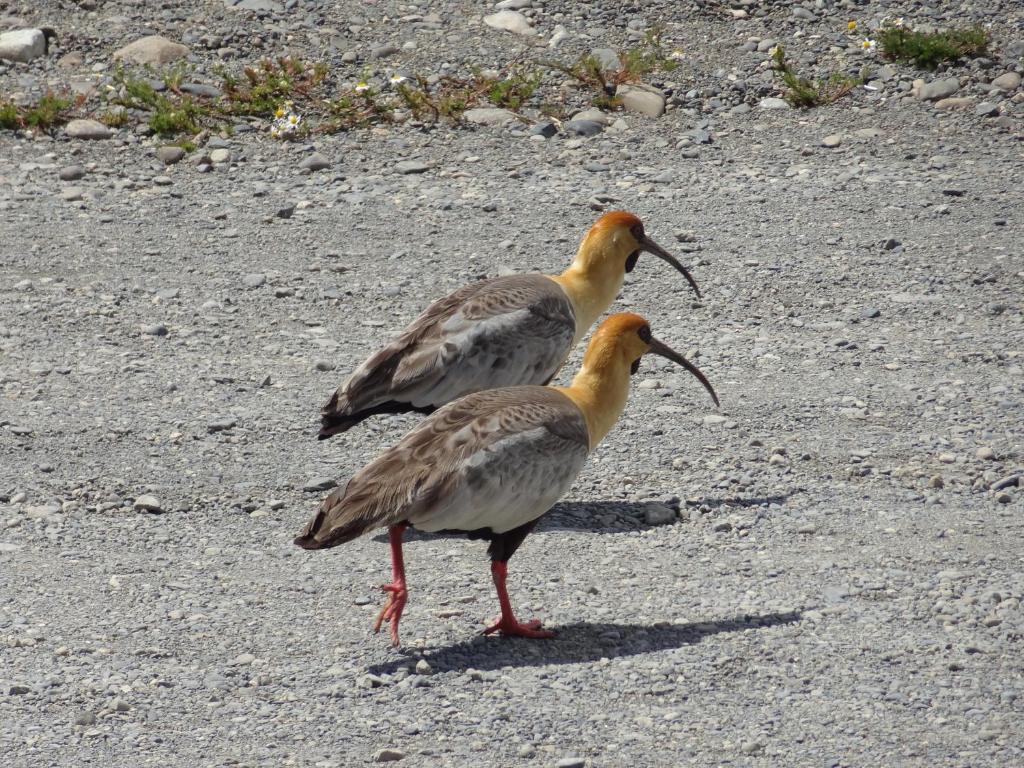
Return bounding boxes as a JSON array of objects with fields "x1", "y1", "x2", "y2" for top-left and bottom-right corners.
[
  {"x1": 298, "y1": 388, "x2": 589, "y2": 547},
  {"x1": 329, "y1": 275, "x2": 576, "y2": 415}
]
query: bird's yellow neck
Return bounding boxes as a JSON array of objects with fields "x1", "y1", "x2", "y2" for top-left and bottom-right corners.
[
  {"x1": 555, "y1": 351, "x2": 632, "y2": 450},
  {"x1": 548, "y1": 242, "x2": 625, "y2": 345}
]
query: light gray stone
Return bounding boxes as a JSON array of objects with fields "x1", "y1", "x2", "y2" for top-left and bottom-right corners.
[
  {"x1": 463, "y1": 107, "x2": 517, "y2": 125},
  {"x1": 616, "y1": 84, "x2": 665, "y2": 118},
  {"x1": 483, "y1": 10, "x2": 535, "y2": 36},
  {"x1": 113, "y1": 36, "x2": 190, "y2": 67},
  {"x1": 0, "y1": 28, "x2": 51, "y2": 63},
  {"x1": 918, "y1": 77, "x2": 959, "y2": 101},
  {"x1": 760, "y1": 97, "x2": 790, "y2": 110},
  {"x1": 133, "y1": 495, "x2": 163, "y2": 513},
  {"x1": 156, "y1": 146, "x2": 186, "y2": 165},
  {"x1": 299, "y1": 153, "x2": 331, "y2": 171},
  {"x1": 65, "y1": 119, "x2": 112, "y2": 140},
  {"x1": 395, "y1": 160, "x2": 431, "y2": 174},
  {"x1": 990, "y1": 72, "x2": 1021, "y2": 91},
  {"x1": 590, "y1": 47, "x2": 620, "y2": 71}
]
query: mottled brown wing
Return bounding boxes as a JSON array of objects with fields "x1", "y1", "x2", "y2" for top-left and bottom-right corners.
[
  {"x1": 320, "y1": 275, "x2": 576, "y2": 429},
  {"x1": 295, "y1": 388, "x2": 589, "y2": 548}
]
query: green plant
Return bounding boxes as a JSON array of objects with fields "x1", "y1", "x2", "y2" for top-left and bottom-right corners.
[
  {"x1": 879, "y1": 26, "x2": 989, "y2": 69},
  {"x1": 544, "y1": 30, "x2": 677, "y2": 113},
  {"x1": 162, "y1": 62, "x2": 191, "y2": 92},
  {"x1": 112, "y1": 64, "x2": 160, "y2": 109},
  {"x1": 149, "y1": 95, "x2": 202, "y2": 136},
  {"x1": 99, "y1": 109, "x2": 130, "y2": 128},
  {"x1": 0, "y1": 101, "x2": 19, "y2": 129},
  {"x1": 24, "y1": 92, "x2": 77, "y2": 131},
  {"x1": 486, "y1": 69, "x2": 541, "y2": 110},
  {"x1": 620, "y1": 27, "x2": 680, "y2": 79},
  {"x1": 771, "y1": 46, "x2": 861, "y2": 107},
  {"x1": 219, "y1": 57, "x2": 329, "y2": 116}
]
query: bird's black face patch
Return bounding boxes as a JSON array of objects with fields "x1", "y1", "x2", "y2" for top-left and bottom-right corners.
[
  {"x1": 630, "y1": 358, "x2": 641, "y2": 375},
  {"x1": 625, "y1": 251, "x2": 640, "y2": 272}
]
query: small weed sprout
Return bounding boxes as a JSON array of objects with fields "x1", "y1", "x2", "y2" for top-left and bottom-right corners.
[
  {"x1": 770, "y1": 46, "x2": 862, "y2": 108},
  {"x1": 545, "y1": 28, "x2": 677, "y2": 111}
]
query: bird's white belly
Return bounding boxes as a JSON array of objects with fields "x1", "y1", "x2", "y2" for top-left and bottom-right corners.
[{"x1": 410, "y1": 429, "x2": 584, "y2": 534}]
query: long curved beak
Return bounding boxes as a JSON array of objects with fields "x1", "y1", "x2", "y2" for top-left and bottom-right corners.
[
  {"x1": 640, "y1": 235, "x2": 701, "y2": 299},
  {"x1": 648, "y1": 337, "x2": 720, "y2": 407}
]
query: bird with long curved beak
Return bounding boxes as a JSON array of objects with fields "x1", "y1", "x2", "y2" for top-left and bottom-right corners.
[
  {"x1": 318, "y1": 211, "x2": 700, "y2": 438},
  {"x1": 296, "y1": 313, "x2": 719, "y2": 645}
]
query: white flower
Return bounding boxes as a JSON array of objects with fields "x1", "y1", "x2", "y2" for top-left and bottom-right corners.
[
  {"x1": 862, "y1": 38, "x2": 877, "y2": 54},
  {"x1": 288, "y1": 113, "x2": 300, "y2": 126},
  {"x1": 670, "y1": 49, "x2": 684, "y2": 60},
  {"x1": 389, "y1": 73, "x2": 408, "y2": 86},
  {"x1": 354, "y1": 81, "x2": 370, "y2": 93}
]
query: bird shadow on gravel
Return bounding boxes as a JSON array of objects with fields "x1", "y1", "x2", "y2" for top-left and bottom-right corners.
[{"x1": 367, "y1": 611, "x2": 802, "y2": 674}]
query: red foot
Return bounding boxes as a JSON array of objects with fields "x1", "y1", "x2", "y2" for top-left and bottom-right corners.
[
  {"x1": 372, "y1": 581, "x2": 408, "y2": 646},
  {"x1": 482, "y1": 616, "x2": 555, "y2": 639}
]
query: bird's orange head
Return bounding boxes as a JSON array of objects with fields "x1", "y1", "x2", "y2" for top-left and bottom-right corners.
[
  {"x1": 573, "y1": 212, "x2": 701, "y2": 298},
  {"x1": 581, "y1": 313, "x2": 719, "y2": 405}
]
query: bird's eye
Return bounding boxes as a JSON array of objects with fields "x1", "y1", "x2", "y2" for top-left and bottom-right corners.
[
  {"x1": 638, "y1": 325, "x2": 652, "y2": 343},
  {"x1": 630, "y1": 223, "x2": 645, "y2": 241}
]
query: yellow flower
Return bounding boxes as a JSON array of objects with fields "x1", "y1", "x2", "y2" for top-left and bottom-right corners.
[
  {"x1": 275, "y1": 106, "x2": 286, "y2": 118},
  {"x1": 847, "y1": 20, "x2": 857, "y2": 32}
]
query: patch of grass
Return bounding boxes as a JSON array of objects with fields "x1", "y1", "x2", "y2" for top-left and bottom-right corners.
[
  {"x1": 112, "y1": 64, "x2": 160, "y2": 109},
  {"x1": 486, "y1": 69, "x2": 541, "y2": 110},
  {"x1": 99, "y1": 108, "x2": 130, "y2": 128},
  {"x1": 879, "y1": 26, "x2": 989, "y2": 69},
  {"x1": 149, "y1": 95, "x2": 202, "y2": 136},
  {"x1": 771, "y1": 46, "x2": 861, "y2": 108},
  {"x1": 0, "y1": 92, "x2": 79, "y2": 132},
  {"x1": 220, "y1": 56, "x2": 329, "y2": 116},
  {"x1": 0, "y1": 101, "x2": 19, "y2": 129}
]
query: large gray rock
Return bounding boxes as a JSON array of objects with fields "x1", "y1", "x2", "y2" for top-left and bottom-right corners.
[
  {"x1": 616, "y1": 84, "x2": 666, "y2": 118},
  {"x1": 483, "y1": 10, "x2": 535, "y2": 36},
  {"x1": 918, "y1": 77, "x2": 959, "y2": 101},
  {"x1": 65, "y1": 119, "x2": 112, "y2": 140},
  {"x1": 113, "y1": 36, "x2": 189, "y2": 66},
  {"x1": 0, "y1": 28, "x2": 53, "y2": 63}
]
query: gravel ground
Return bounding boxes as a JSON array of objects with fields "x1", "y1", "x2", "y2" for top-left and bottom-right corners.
[{"x1": 2, "y1": 1, "x2": 1023, "y2": 766}]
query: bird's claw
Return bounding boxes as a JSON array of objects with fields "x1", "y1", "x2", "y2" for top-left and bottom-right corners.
[
  {"x1": 482, "y1": 616, "x2": 555, "y2": 639},
  {"x1": 373, "y1": 581, "x2": 408, "y2": 646}
]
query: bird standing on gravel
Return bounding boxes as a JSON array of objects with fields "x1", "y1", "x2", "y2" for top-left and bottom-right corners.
[
  {"x1": 296, "y1": 313, "x2": 719, "y2": 646},
  {"x1": 317, "y1": 211, "x2": 701, "y2": 438}
]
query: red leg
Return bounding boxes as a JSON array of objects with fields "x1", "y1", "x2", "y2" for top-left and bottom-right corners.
[
  {"x1": 482, "y1": 561, "x2": 554, "y2": 639},
  {"x1": 372, "y1": 524, "x2": 408, "y2": 646}
]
